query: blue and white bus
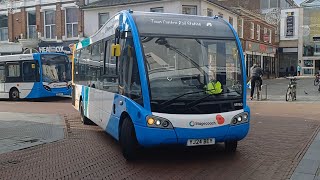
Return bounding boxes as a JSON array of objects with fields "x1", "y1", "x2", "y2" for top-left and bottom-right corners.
[
  {"x1": 0, "y1": 53, "x2": 72, "y2": 100},
  {"x1": 72, "y1": 10, "x2": 250, "y2": 160}
]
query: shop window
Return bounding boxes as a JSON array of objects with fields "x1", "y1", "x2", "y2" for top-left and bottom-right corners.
[
  {"x1": 28, "y1": 11, "x2": 37, "y2": 39},
  {"x1": 150, "y1": 7, "x2": 164, "y2": 13},
  {"x1": 207, "y1": 8, "x2": 213, "y2": 17},
  {"x1": 182, "y1": 5, "x2": 197, "y2": 15},
  {"x1": 250, "y1": 23, "x2": 254, "y2": 39},
  {"x1": 99, "y1": 13, "x2": 109, "y2": 28},
  {"x1": 44, "y1": 11, "x2": 56, "y2": 39},
  {"x1": 66, "y1": 8, "x2": 78, "y2": 38},
  {"x1": 0, "y1": 15, "x2": 8, "y2": 41}
]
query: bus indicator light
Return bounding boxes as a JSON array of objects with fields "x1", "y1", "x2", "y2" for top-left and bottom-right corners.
[{"x1": 147, "y1": 118, "x2": 155, "y2": 125}]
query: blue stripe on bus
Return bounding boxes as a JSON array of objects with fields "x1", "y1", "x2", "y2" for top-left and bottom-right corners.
[
  {"x1": 134, "y1": 123, "x2": 249, "y2": 147},
  {"x1": 123, "y1": 11, "x2": 151, "y2": 112},
  {"x1": 223, "y1": 18, "x2": 248, "y2": 108},
  {"x1": 25, "y1": 82, "x2": 71, "y2": 98}
]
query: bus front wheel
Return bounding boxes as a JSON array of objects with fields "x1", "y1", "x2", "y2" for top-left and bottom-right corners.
[
  {"x1": 120, "y1": 117, "x2": 140, "y2": 161},
  {"x1": 9, "y1": 88, "x2": 20, "y2": 101},
  {"x1": 225, "y1": 140, "x2": 238, "y2": 153},
  {"x1": 80, "y1": 101, "x2": 93, "y2": 125}
]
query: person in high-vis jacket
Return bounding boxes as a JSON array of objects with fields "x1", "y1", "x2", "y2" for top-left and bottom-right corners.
[{"x1": 205, "y1": 80, "x2": 223, "y2": 95}]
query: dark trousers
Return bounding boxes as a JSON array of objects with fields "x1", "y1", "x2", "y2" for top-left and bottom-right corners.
[{"x1": 250, "y1": 76, "x2": 262, "y2": 97}]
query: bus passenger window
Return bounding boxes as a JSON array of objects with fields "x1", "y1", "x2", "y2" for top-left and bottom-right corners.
[
  {"x1": 0, "y1": 64, "x2": 5, "y2": 82},
  {"x1": 119, "y1": 37, "x2": 143, "y2": 106}
]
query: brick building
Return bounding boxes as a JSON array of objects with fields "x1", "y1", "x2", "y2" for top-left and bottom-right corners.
[
  {"x1": 0, "y1": 0, "x2": 84, "y2": 57},
  {"x1": 234, "y1": 7, "x2": 278, "y2": 78},
  {"x1": 81, "y1": 0, "x2": 239, "y2": 38}
]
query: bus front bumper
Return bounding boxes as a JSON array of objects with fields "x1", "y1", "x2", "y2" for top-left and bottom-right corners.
[{"x1": 134, "y1": 123, "x2": 249, "y2": 147}]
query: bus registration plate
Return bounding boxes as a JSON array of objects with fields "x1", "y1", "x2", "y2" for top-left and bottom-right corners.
[
  {"x1": 187, "y1": 138, "x2": 215, "y2": 146},
  {"x1": 56, "y1": 93, "x2": 63, "y2": 96}
]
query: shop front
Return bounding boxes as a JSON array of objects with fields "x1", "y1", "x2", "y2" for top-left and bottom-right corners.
[
  {"x1": 38, "y1": 41, "x2": 76, "y2": 60},
  {"x1": 245, "y1": 41, "x2": 277, "y2": 78}
]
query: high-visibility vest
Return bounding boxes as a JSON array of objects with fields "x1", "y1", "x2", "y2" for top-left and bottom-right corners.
[{"x1": 205, "y1": 81, "x2": 223, "y2": 95}]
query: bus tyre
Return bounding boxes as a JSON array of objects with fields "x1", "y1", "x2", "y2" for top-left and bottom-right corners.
[
  {"x1": 80, "y1": 102, "x2": 92, "y2": 125},
  {"x1": 120, "y1": 117, "x2": 139, "y2": 161},
  {"x1": 225, "y1": 140, "x2": 237, "y2": 153},
  {"x1": 9, "y1": 89, "x2": 19, "y2": 101}
]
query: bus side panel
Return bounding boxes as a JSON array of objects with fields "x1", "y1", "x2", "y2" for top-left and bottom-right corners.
[
  {"x1": 104, "y1": 95, "x2": 151, "y2": 140},
  {"x1": 5, "y1": 82, "x2": 35, "y2": 98}
]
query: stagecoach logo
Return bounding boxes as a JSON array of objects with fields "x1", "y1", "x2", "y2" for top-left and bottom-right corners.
[{"x1": 189, "y1": 121, "x2": 216, "y2": 127}]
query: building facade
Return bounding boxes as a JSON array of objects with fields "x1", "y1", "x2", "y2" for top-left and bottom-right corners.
[
  {"x1": 0, "y1": 0, "x2": 84, "y2": 58},
  {"x1": 81, "y1": 0, "x2": 239, "y2": 38},
  {"x1": 278, "y1": 8, "x2": 300, "y2": 76},
  {"x1": 234, "y1": 8, "x2": 278, "y2": 78},
  {"x1": 298, "y1": 0, "x2": 320, "y2": 76}
]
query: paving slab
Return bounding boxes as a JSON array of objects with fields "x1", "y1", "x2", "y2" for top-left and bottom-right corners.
[
  {"x1": 0, "y1": 112, "x2": 64, "y2": 154},
  {"x1": 291, "y1": 172, "x2": 315, "y2": 180}
]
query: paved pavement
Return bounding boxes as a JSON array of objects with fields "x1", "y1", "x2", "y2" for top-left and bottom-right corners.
[
  {"x1": 0, "y1": 100, "x2": 319, "y2": 180},
  {"x1": 248, "y1": 77, "x2": 320, "y2": 102},
  {"x1": 0, "y1": 112, "x2": 64, "y2": 154},
  {"x1": 291, "y1": 131, "x2": 320, "y2": 180}
]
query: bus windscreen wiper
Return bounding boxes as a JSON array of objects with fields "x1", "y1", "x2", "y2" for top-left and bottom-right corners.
[
  {"x1": 182, "y1": 90, "x2": 241, "y2": 113},
  {"x1": 158, "y1": 90, "x2": 207, "y2": 111}
]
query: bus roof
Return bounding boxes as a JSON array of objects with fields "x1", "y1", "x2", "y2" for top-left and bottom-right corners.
[
  {"x1": 76, "y1": 10, "x2": 236, "y2": 50},
  {"x1": 131, "y1": 11, "x2": 235, "y2": 38},
  {"x1": 0, "y1": 53, "x2": 68, "y2": 62}
]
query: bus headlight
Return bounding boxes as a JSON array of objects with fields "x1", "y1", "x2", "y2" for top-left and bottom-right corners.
[
  {"x1": 231, "y1": 112, "x2": 249, "y2": 126},
  {"x1": 146, "y1": 115, "x2": 173, "y2": 129},
  {"x1": 43, "y1": 85, "x2": 51, "y2": 91}
]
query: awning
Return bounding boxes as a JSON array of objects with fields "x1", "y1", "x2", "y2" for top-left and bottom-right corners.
[{"x1": 0, "y1": 43, "x2": 22, "y2": 53}]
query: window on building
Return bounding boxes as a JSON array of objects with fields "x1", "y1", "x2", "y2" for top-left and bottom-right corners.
[
  {"x1": 218, "y1": 12, "x2": 223, "y2": 18},
  {"x1": 182, "y1": 5, "x2": 197, "y2": 15},
  {"x1": 150, "y1": 7, "x2": 164, "y2": 12},
  {"x1": 0, "y1": 15, "x2": 8, "y2": 41},
  {"x1": 229, "y1": 17, "x2": 233, "y2": 27},
  {"x1": 44, "y1": 11, "x2": 56, "y2": 39},
  {"x1": 270, "y1": 0, "x2": 279, "y2": 8},
  {"x1": 66, "y1": 8, "x2": 78, "y2": 38},
  {"x1": 27, "y1": 11, "x2": 36, "y2": 39},
  {"x1": 207, "y1": 8, "x2": 213, "y2": 17},
  {"x1": 99, "y1": 13, "x2": 109, "y2": 28},
  {"x1": 264, "y1": 27, "x2": 267, "y2": 42},
  {"x1": 269, "y1": 29, "x2": 272, "y2": 43},
  {"x1": 250, "y1": 22, "x2": 254, "y2": 39},
  {"x1": 238, "y1": 18, "x2": 243, "y2": 38},
  {"x1": 257, "y1": 25, "x2": 261, "y2": 41},
  {"x1": 260, "y1": 0, "x2": 269, "y2": 9}
]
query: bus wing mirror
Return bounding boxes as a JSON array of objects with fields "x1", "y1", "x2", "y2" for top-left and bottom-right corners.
[{"x1": 111, "y1": 44, "x2": 121, "y2": 57}]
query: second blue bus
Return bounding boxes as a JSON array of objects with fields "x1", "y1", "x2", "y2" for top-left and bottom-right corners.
[{"x1": 0, "y1": 53, "x2": 72, "y2": 100}]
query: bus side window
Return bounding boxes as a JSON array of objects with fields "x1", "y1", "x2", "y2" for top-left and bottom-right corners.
[
  {"x1": 6, "y1": 62, "x2": 22, "y2": 83},
  {"x1": 119, "y1": 36, "x2": 143, "y2": 106},
  {"x1": 22, "y1": 61, "x2": 37, "y2": 82},
  {"x1": 100, "y1": 37, "x2": 119, "y2": 93},
  {"x1": 0, "y1": 64, "x2": 5, "y2": 82}
]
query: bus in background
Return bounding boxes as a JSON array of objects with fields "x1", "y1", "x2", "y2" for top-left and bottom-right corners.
[
  {"x1": 0, "y1": 53, "x2": 72, "y2": 100},
  {"x1": 72, "y1": 10, "x2": 250, "y2": 160}
]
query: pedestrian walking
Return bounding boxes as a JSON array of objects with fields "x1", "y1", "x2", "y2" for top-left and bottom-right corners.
[{"x1": 297, "y1": 65, "x2": 301, "y2": 76}]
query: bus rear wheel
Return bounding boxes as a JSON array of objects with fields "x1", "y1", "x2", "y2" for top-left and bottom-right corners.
[
  {"x1": 225, "y1": 140, "x2": 238, "y2": 153},
  {"x1": 80, "y1": 101, "x2": 93, "y2": 125},
  {"x1": 9, "y1": 89, "x2": 20, "y2": 101},
  {"x1": 120, "y1": 117, "x2": 140, "y2": 161}
]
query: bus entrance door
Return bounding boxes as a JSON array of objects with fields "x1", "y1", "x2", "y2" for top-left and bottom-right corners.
[{"x1": 0, "y1": 64, "x2": 5, "y2": 93}]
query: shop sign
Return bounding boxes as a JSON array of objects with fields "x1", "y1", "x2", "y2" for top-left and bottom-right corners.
[
  {"x1": 38, "y1": 42, "x2": 74, "y2": 55},
  {"x1": 286, "y1": 12, "x2": 294, "y2": 37},
  {"x1": 246, "y1": 41, "x2": 275, "y2": 54}
]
